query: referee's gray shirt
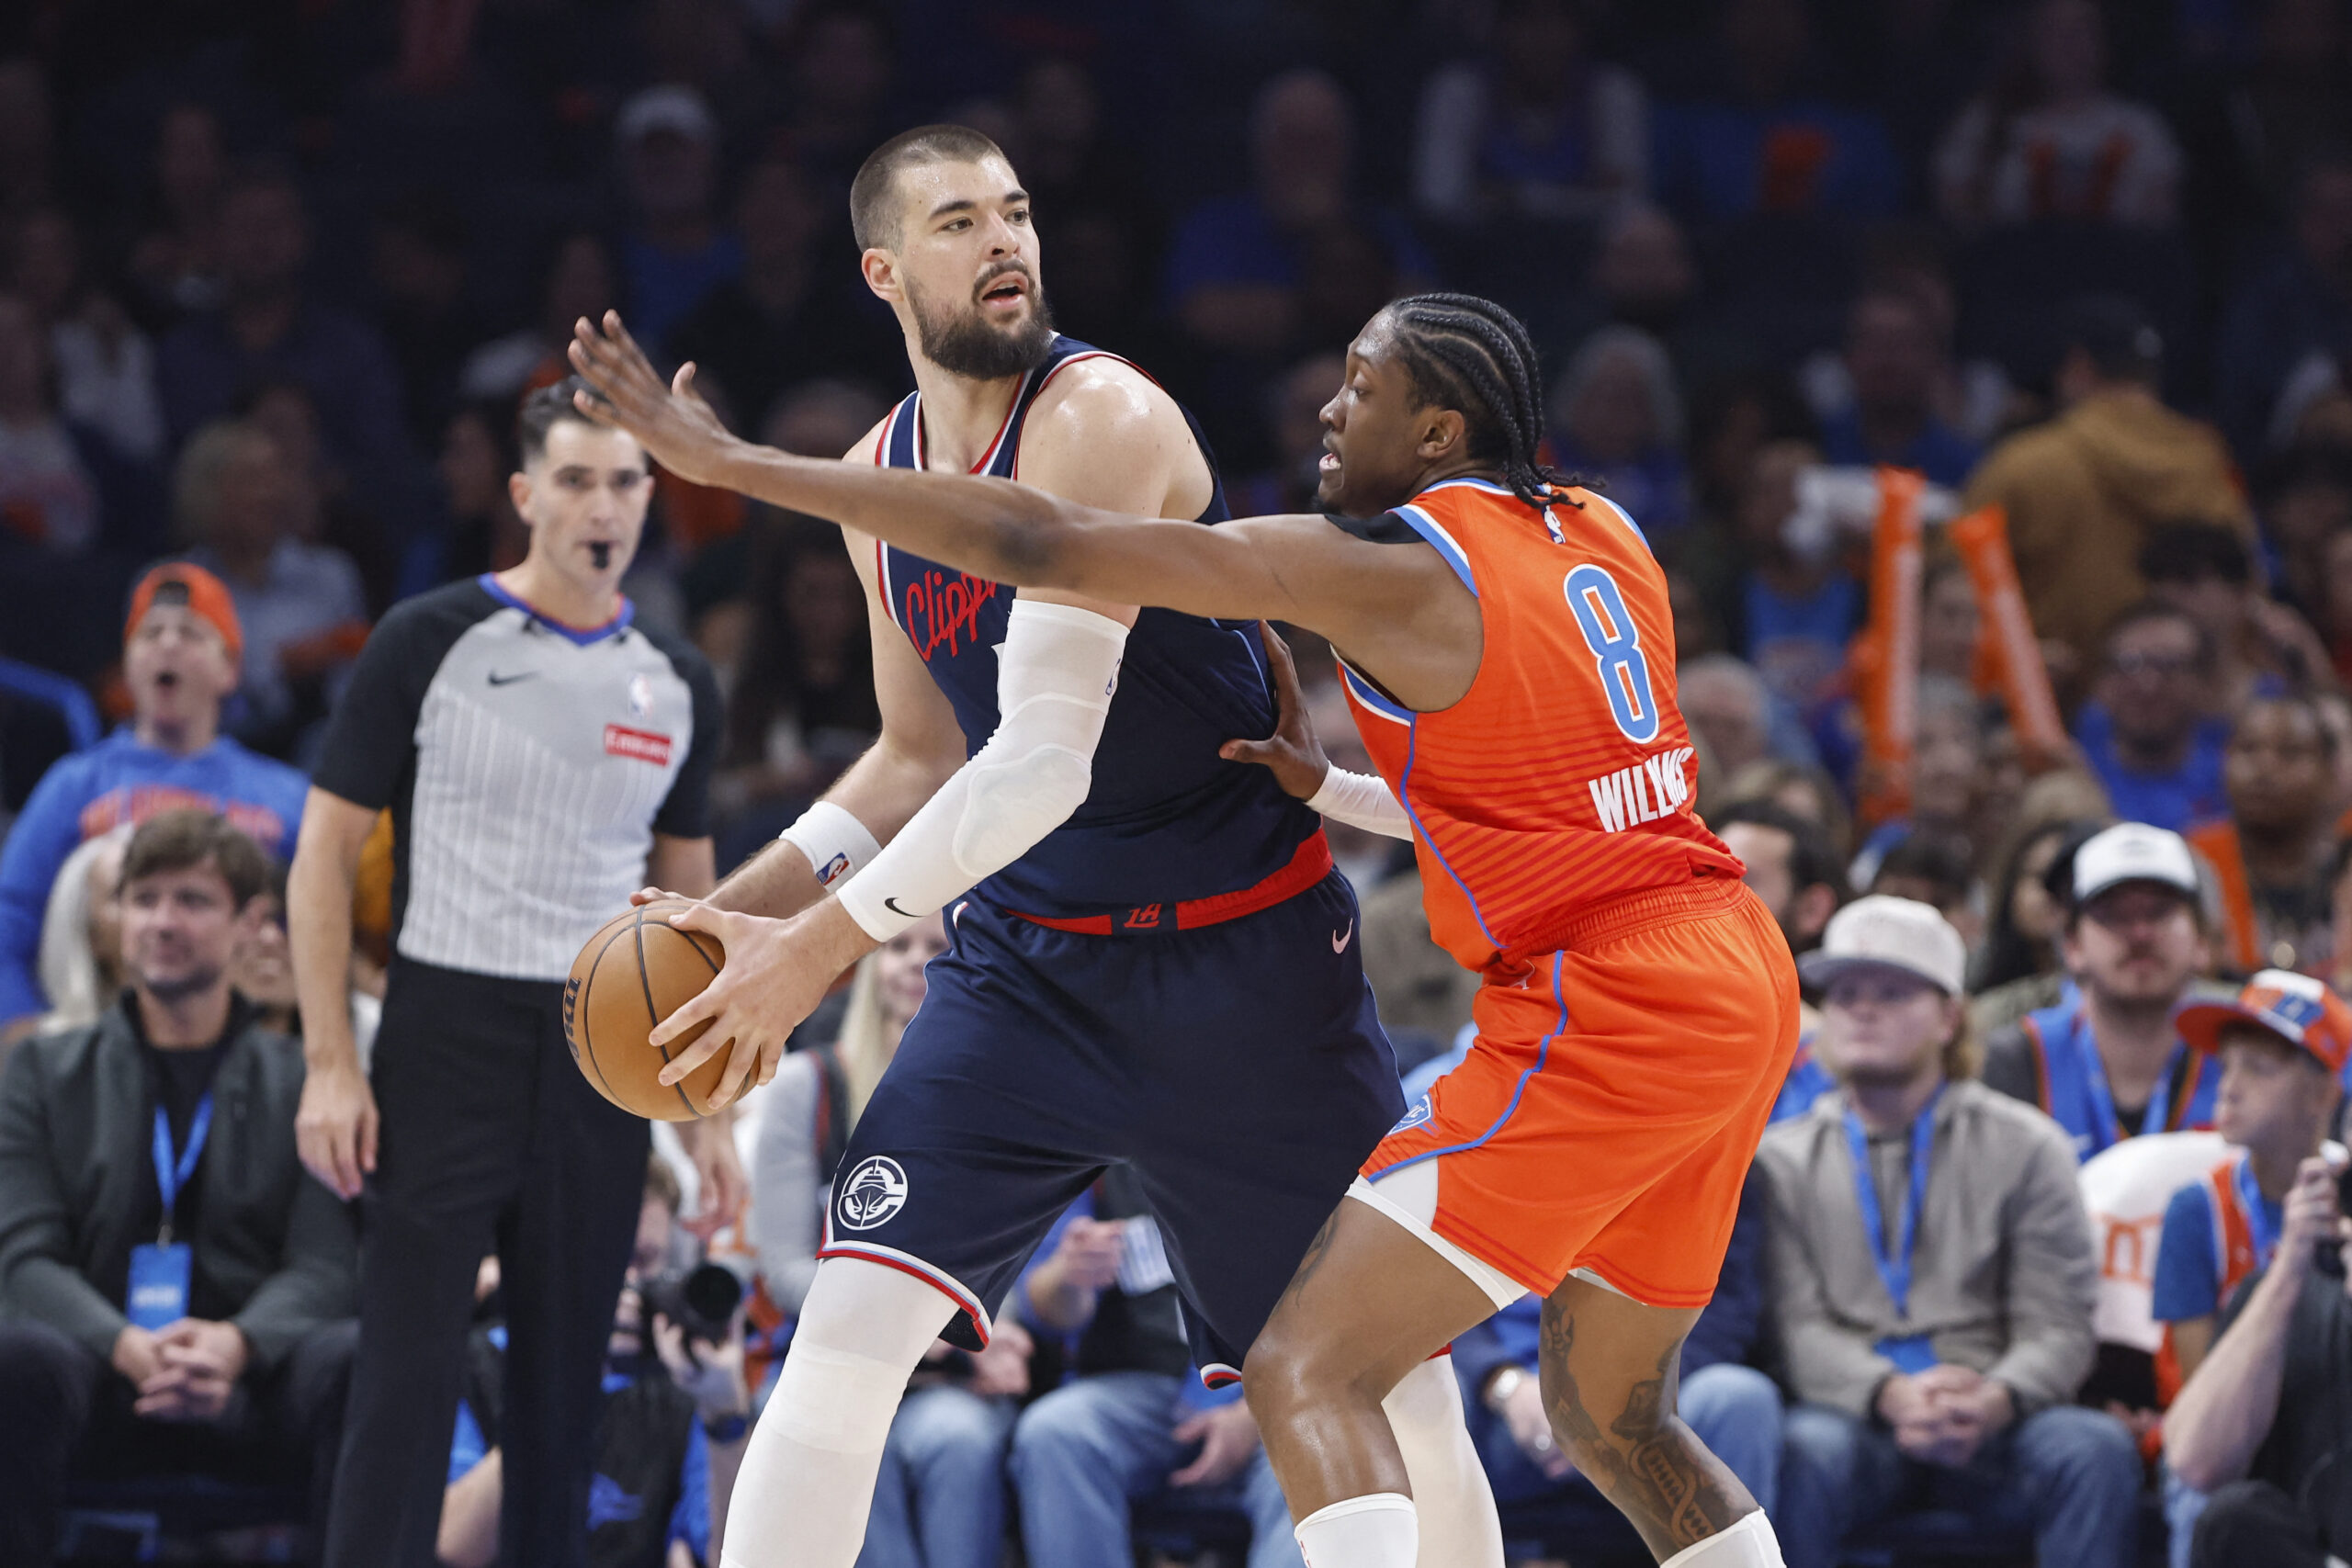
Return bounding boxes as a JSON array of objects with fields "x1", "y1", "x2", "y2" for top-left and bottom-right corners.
[{"x1": 311, "y1": 576, "x2": 721, "y2": 982}]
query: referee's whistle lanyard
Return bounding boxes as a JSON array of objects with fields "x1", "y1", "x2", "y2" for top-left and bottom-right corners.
[
  {"x1": 1847, "y1": 1086, "x2": 1942, "y2": 1374},
  {"x1": 2059, "y1": 1007, "x2": 2182, "y2": 1156},
  {"x1": 153, "y1": 1095, "x2": 214, "y2": 1247}
]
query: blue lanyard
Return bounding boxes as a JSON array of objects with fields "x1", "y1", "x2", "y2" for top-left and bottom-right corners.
[
  {"x1": 2235, "y1": 1156, "x2": 2281, "y2": 1272},
  {"x1": 2072, "y1": 1012, "x2": 2180, "y2": 1156},
  {"x1": 151, "y1": 1095, "x2": 213, "y2": 1246},
  {"x1": 1844, "y1": 1086, "x2": 1941, "y2": 1318}
]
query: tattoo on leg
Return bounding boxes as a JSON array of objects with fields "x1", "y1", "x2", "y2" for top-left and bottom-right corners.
[
  {"x1": 1274, "y1": 1209, "x2": 1341, "y2": 1314},
  {"x1": 1540, "y1": 1299, "x2": 1740, "y2": 1553}
]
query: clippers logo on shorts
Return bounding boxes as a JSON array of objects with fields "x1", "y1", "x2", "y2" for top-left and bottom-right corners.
[
  {"x1": 837, "y1": 1156, "x2": 910, "y2": 1230},
  {"x1": 1390, "y1": 1094, "x2": 1435, "y2": 1134},
  {"x1": 603, "y1": 724, "x2": 673, "y2": 766}
]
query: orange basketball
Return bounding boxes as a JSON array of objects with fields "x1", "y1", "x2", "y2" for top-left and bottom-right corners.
[{"x1": 565, "y1": 900, "x2": 735, "y2": 1122}]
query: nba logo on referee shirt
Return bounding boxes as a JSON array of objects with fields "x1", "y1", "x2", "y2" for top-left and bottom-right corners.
[
  {"x1": 628, "y1": 673, "x2": 654, "y2": 719},
  {"x1": 837, "y1": 1156, "x2": 910, "y2": 1230}
]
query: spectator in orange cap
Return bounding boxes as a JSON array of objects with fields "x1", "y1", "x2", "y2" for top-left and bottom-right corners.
[
  {"x1": 2152, "y1": 970, "x2": 2351, "y2": 1564},
  {"x1": 0, "y1": 562, "x2": 307, "y2": 1043}
]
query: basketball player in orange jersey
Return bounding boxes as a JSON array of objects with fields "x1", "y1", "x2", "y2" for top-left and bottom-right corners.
[{"x1": 571, "y1": 292, "x2": 1800, "y2": 1568}]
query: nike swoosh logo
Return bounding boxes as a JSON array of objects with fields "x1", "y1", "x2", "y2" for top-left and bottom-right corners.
[
  {"x1": 487, "y1": 671, "x2": 536, "y2": 686},
  {"x1": 1332, "y1": 919, "x2": 1354, "y2": 954},
  {"x1": 885, "y1": 897, "x2": 917, "y2": 918}
]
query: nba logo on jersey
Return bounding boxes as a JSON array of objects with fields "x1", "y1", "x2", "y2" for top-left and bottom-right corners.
[
  {"x1": 837, "y1": 1156, "x2": 910, "y2": 1230},
  {"x1": 1390, "y1": 1094, "x2": 1434, "y2": 1135},
  {"x1": 627, "y1": 672, "x2": 655, "y2": 719}
]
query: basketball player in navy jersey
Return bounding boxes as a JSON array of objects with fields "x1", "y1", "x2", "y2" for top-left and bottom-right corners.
[{"x1": 616, "y1": 127, "x2": 1506, "y2": 1568}]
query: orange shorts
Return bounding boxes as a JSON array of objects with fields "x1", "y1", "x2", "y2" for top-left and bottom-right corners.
[{"x1": 1361, "y1": 874, "x2": 1800, "y2": 1310}]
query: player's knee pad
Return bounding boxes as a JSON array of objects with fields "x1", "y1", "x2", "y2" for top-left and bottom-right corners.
[{"x1": 764, "y1": 1341, "x2": 909, "y2": 1455}]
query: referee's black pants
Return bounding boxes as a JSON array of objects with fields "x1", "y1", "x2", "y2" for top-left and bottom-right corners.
[{"x1": 320, "y1": 958, "x2": 648, "y2": 1568}]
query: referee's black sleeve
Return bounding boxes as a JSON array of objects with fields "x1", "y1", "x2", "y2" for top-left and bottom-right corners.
[
  {"x1": 649, "y1": 631, "x2": 723, "y2": 840},
  {"x1": 311, "y1": 585, "x2": 481, "y2": 807}
]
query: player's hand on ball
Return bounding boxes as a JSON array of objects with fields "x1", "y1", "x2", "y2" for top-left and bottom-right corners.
[
  {"x1": 629, "y1": 886, "x2": 693, "y2": 908},
  {"x1": 568, "y1": 311, "x2": 736, "y2": 486},
  {"x1": 1217, "y1": 622, "x2": 1329, "y2": 800},
  {"x1": 650, "y1": 900, "x2": 874, "y2": 1108}
]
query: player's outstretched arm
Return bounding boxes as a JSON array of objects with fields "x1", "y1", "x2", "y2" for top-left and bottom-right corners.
[
  {"x1": 573, "y1": 313, "x2": 1301, "y2": 619},
  {"x1": 569, "y1": 312, "x2": 1479, "y2": 710}
]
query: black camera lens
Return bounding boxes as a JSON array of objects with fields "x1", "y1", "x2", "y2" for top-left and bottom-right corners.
[{"x1": 640, "y1": 1261, "x2": 744, "y2": 1346}]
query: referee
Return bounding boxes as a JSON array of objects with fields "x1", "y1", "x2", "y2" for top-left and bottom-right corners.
[{"x1": 287, "y1": 378, "x2": 730, "y2": 1568}]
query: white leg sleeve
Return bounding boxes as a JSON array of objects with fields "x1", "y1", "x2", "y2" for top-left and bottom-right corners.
[
  {"x1": 1383, "y1": 1355, "x2": 1504, "y2": 1568},
  {"x1": 718, "y1": 1256, "x2": 956, "y2": 1568},
  {"x1": 1295, "y1": 1493, "x2": 1418, "y2": 1568},
  {"x1": 1657, "y1": 1510, "x2": 1787, "y2": 1568},
  {"x1": 838, "y1": 599, "x2": 1127, "y2": 940}
]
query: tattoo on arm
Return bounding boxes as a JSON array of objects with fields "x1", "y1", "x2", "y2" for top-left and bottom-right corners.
[{"x1": 1539, "y1": 1297, "x2": 1742, "y2": 1553}]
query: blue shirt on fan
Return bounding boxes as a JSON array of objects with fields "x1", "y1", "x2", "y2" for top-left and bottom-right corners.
[{"x1": 2074, "y1": 703, "x2": 2229, "y2": 834}]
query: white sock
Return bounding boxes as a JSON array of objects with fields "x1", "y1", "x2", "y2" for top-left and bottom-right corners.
[
  {"x1": 1295, "y1": 1493, "x2": 1418, "y2": 1568},
  {"x1": 1658, "y1": 1510, "x2": 1786, "y2": 1568},
  {"x1": 718, "y1": 1258, "x2": 955, "y2": 1568},
  {"x1": 1381, "y1": 1355, "x2": 1503, "y2": 1568}
]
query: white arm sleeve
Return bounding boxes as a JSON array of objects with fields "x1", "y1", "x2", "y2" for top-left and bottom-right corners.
[
  {"x1": 836, "y1": 599, "x2": 1127, "y2": 941},
  {"x1": 1307, "y1": 766, "x2": 1415, "y2": 840}
]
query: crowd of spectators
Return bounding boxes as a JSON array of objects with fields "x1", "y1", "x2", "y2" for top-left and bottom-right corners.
[{"x1": 17, "y1": 0, "x2": 2352, "y2": 1562}]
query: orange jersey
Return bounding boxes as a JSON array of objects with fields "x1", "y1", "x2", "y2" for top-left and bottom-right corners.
[{"x1": 1340, "y1": 478, "x2": 1743, "y2": 972}]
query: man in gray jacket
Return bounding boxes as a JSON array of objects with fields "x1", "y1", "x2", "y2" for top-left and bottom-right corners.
[
  {"x1": 1761, "y1": 896, "x2": 2141, "y2": 1568},
  {"x1": 0, "y1": 809, "x2": 357, "y2": 1565}
]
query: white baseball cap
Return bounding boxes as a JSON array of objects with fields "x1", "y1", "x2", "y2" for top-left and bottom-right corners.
[
  {"x1": 1798, "y1": 895, "x2": 1967, "y2": 996},
  {"x1": 2070, "y1": 822, "x2": 2199, "y2": 907}
]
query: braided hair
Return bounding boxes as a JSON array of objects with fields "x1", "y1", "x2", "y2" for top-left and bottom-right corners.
[{"x1": 1381, "y1": 292, "x2": 1574, "y2": 507}]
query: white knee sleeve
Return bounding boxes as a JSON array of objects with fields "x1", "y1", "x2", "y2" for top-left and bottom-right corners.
[
  {"x1": 1295, "y1": 1493, "x2": 1418, "y2": 1568},
  {"x1": 1659, "y1": 1510, "x2": 1786, "y2": 1568},
  {"x1": 839, "y1": 600, "x2": 1126, "y2": 940},
  {"x1": 719, "y1": 1258, "x2": 957, "y2": 1568},
  {"x1": 765, "y1": 1342, "x2": 910, "y2": 1453},
  {"x1": 1384, "y1": 1355, "x2": 1504, "y2": 1568}
]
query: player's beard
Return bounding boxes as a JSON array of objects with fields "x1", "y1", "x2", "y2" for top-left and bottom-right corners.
[{"x1": 911, "y1": 268, "x2": 1057, "y2": 380}]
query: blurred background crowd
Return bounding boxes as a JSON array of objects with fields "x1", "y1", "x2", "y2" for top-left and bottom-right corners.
[{"x1": 16, "y1": 0, "x2": 2352, "y2": 1562}]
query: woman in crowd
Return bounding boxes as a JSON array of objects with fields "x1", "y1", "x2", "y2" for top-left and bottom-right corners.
[
  {"x1": 229, "y1": 863, "x2": 380, "y2": 1068},
  {"x1": 28, "y1": 825, "x2": 127, "y2": 1040}
]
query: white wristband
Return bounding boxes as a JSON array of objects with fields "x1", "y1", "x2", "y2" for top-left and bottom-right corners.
[
  {"x1": 778, "y1": 800, "x2": 882, "y2": 890},
  {"x1": 1306, "y1": 765, "x2": 1414, "y2": 840}
]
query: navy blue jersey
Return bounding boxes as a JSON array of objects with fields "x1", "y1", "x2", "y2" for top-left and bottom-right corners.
[{"x1": 872, "y1": 336, "x2": 1323, "y2": 921}]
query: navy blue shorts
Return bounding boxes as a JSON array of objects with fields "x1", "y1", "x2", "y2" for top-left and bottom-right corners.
[{"x1": 818, "y1": 871, "x2": 1403, "y2": 1380}]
